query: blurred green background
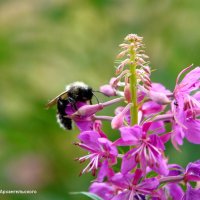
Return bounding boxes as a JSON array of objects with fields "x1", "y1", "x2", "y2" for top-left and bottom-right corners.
[{"x1": 0, "y1": 0, "x2": 200, "y2": 199}]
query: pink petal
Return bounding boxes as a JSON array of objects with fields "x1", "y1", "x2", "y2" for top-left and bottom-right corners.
[
  {"x1": 167, "y1": 183, "x2": 184, "y2": 200},
  {"x1": 139, "y1": 178, "x2": 159, "y2": 190},
  {"x1": 111, "y1": 191, "x2": 130, "y2": 200},
  {"x1": 180, "y1": 67, "x2": 200, "y2": 92},
  {"x1": 97, "y1": 160, "x2": 115, "y2": 182},
  {"x1": 149, "y1": 121, "x2": 165, "y2": 134},
  {"x1": 142, "y1": 101, "x2": 163, "y2": 116},
  {"x1": 185, "y1": 119, "x2": 200, "y2": 144},
  {"x1": 89, "y1": 182, "x2": 115, "y2": 200},
  {"x1": 119, "y1": 126, "x2": 141, "y2": 143},
  {"x1": 100, "y1": 84, "x2": 116, "y2": 96},
  {"x1": 184, "y1": 185, "x2": 200, "y2": 200},
  {"x1": 121, "y1": 151, "x2": 137, "y2": 174},
  {"x1": 111, "y1": 172, "x2": 134, "y2": 188}
]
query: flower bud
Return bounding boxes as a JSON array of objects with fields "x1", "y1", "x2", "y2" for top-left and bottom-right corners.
[
  {"x1": 111, "y1": 112, "x2": 124, "y2": 129},
  {"x1": 111, "y1": 103, "x2": 132, "y2": 129},
  {"x1": 124, "y1": 83, "x2": 131, "y2": 102},
  {"x1": 148, "y1": 91, "x2": 171, "y2": 105},
  {"x1": 73, "y1": 104, "x2": 104, "y2": 117},
  {"x1": 100, "y1": 85, "x2": 116, "y2": 96}
]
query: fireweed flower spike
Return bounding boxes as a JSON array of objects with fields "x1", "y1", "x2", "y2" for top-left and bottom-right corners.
[{"x1": 49, "y1": 33, "x2": 200, "y2": 199}]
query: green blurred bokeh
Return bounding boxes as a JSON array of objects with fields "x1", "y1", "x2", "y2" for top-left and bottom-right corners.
[{"x1": 0, "y1": 0, "x2": 200, "y2": 199}]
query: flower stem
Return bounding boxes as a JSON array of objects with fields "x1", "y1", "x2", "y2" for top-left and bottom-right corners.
[
  {"x1": 130, "y1": 50, "x2": 138, "y2": 125},
  {"x1": 159, "y1": 175, "x2": 184, "y2": 184}
]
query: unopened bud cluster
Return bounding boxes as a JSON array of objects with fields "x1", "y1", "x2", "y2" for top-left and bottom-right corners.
[{"x1": 116, "y1": 34, "x2": 151, "y2": 89}]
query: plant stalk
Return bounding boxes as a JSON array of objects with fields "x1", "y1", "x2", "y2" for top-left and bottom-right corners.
[{"x1": 130, "y1": 50, "x2": 138, "y2": 125}]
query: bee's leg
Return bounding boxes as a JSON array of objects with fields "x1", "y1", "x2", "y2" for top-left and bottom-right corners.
[
  {"x1": 57, "y1": 98, "x2": 68, "y2": 115},
  {"x1": 68, "y1": 97, "x2": 78, "y2": 110}
]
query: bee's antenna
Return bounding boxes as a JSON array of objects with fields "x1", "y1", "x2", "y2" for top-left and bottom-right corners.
[
  {"x1": 92, "y1": 92, "x2": 99, "y2": 104},
  {"x1": 93, "y1": 90, "x2": 103, "y2": 94},
  {"x1": 93, "y1": 90, "x2": 110, "y2": 97}
]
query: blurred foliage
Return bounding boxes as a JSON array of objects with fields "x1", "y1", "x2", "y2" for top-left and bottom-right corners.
[{"x1": 0, "y1": 0, "x2": 200, "y2": 199}]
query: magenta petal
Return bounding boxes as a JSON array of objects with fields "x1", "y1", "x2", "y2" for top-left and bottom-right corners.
[
  {"x1": 150, "y1": 134, "x2": 165, "y2": 150},
  {"x1": 78, "y1": 131, "x2": 100, "y2": 144},
  {"x1": 97, "y1": 160, "x2": 114, "y2": 182},
  {"x1": 121, "y1": 151, "x2": 137, "y2": 174},
  {"x1": 139, "y1": 178, "x2": 159, "y2": 191},
  {"x1": 149, "y1": 121, "x2": 165, "y2": 134},
  {"x1": 113, "y1": 138, "x2": 136, "y2": 146},
  {"x1": 180, "y1": 67, "x2": 200, "y2": 92},
  {"x1": 142, "y1": 122, "x2": 152, "y2": 132},
  {"x1": 142, "y1": 101, "x2": 163, "y2": 116},
  {"x1": 151, "y1": 82, "x2": 171, "y2": 94},
  {"x1": 111, "y1": 191, "x2": 130, "y2": 200},
  {"x1": 132, "y1": 169, "x2": 143, "y2": 185},
  {"x1": 151, "y1": 188, "x2": 168, "y2": 200},
  {"x1": 185, "y1": 160, "x2": 200, "y2": 182},
  {"x1": 89, "y1": 182, "x2": 114, "y2": 200},
  {"x1": 193, "y1": 91, "x2": 200, "y2": 101},
  {"x1": 168, "y1": 164, "x2": 184, "y2": 176},
  {"x1": 139, "y1": 150, "x2": 147, "y2": 174},
  {"x1": 78, "y1": 131, "x2": 102, "y2": 150},
  {"x1": 150, "y1": 156, "x2": 169, "y2": 176},
  {"x1": 184, "y1": 185, "x2": 200, "y2": 200},
  {"x1": 171, "y1": 124, "x2": 184, "y2": 150},
  {"x1": 184, "y1": 119, "x2": 200, "y2": 144},
  {"x1": 167, "y1": 183, "x2": 184, "y2": 200},
  {"x1": 160, "y1": 132, "x2": 171, "y2": 144},
  {"x1": 65, "y1": 101, "x2": 86, "y2": 115},
  {"x1": 74, "y1": 119, "x2": 93, "y2": 132},
  {"x1": 98, "y1": 138, "x2": 118, "y2": 157},
  {"x1": 111, "y1": 172, "x2": 133, "y2": 188},
  {"x1": 119, "y1": 126, "x2": 141, "y2": 143}
]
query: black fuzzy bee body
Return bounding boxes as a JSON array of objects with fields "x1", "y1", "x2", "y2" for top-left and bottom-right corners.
[
  {"x1": 47, "y1": 82, "x2": 93, "y2": 130},
  {"x1": 56, "y1": 98, "x2": 72, "y2": 130}
]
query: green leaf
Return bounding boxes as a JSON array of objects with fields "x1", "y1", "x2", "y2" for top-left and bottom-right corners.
[{"x1": 70, "y1": 191, "x2": 103, "y2": 200}]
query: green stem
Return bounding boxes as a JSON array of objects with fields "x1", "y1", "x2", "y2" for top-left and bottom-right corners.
[{"x1": 130, "y1": 51, "x2": 138, "y2": 125}]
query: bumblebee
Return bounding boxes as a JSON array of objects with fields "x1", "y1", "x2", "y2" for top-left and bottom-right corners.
[{"x1": 46, "y1": 82, "x2": 93, "y2": 130}]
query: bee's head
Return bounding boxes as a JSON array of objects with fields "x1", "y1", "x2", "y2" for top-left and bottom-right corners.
[
  {"x1": 76, "y1": 87, "x2": 93, "y2": 101},
  {"x1": 67, "y1": 82, "x2": 93, "y2": 101}
]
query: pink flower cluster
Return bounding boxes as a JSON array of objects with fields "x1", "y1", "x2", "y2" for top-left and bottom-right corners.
[{"x1": 65, "y1": 34, "x2": 200, "y2": 199}]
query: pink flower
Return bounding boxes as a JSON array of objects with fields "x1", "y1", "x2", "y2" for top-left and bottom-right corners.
[
  {"x1": 114, "y1": 123, "x2": 169, "y2": 175},
  {"x1": 110, "y1": 169, "x2": 159, "y2": 200},
  {"x1": 75, "y1": 131, "x2": 118, "y2": 176},
  {"x1": 100, "y1": 77, "x2": 119, "y2": 97},
  {"x1": 100, "y1": 85, "x2": 116, "y2": 96}
]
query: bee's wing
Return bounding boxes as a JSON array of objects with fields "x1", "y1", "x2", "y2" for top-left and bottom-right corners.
[{"x1": 46, "y1": 91, "x2": 68, "y2": 109}]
